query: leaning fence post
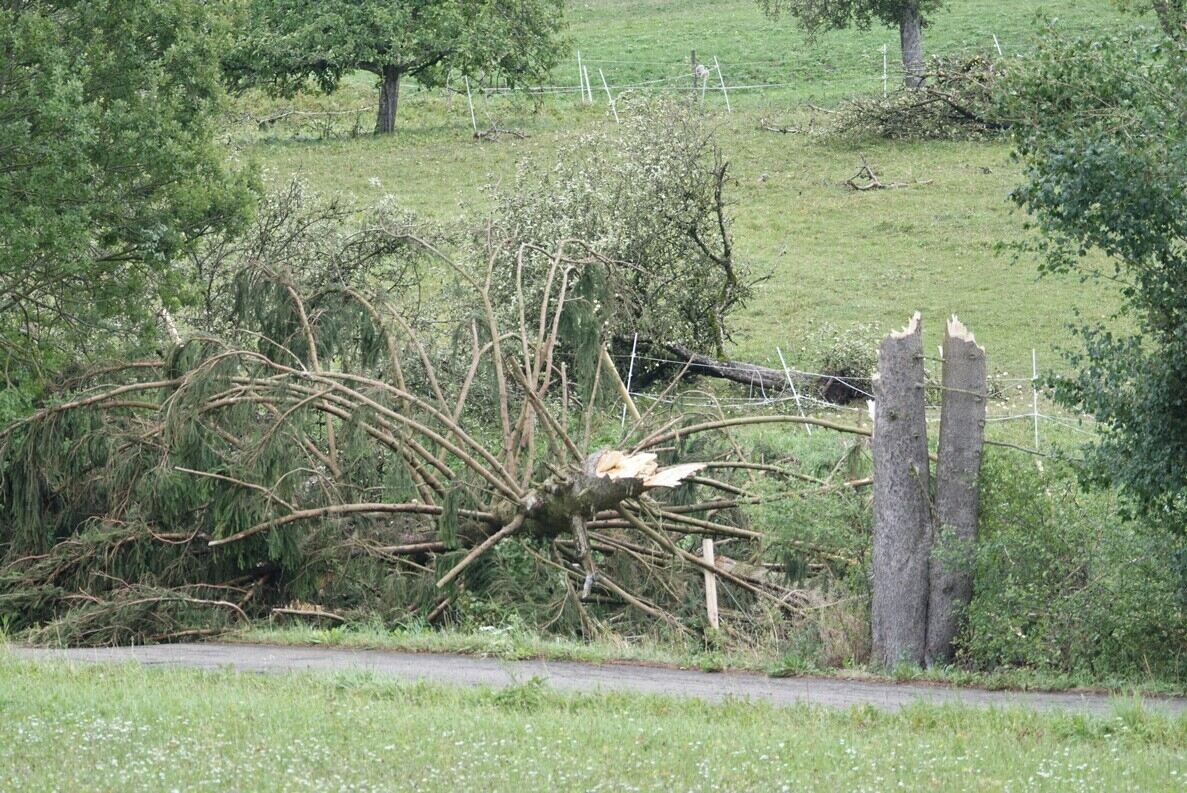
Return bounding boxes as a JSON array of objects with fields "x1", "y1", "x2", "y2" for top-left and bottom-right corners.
[
  {"x1": 713, "y1": 56, "x2": 732, "y2": 113},
  {"x1": 881, "y1": 44, "x2": 889, "y2": 98},
  {"x1": 925, "y1": 316, "x2": 986, "y2": 666},
  {"x1": 871, "y1": 312, "x2": 932, "y2": 669},
  {"x1": 619, "y1": 332, "x2": 638, "y2": 429},
  {"x1": 576, "y1": 50, "x2": 587, "y2": 103},
  {"x1": 776, "y1": 346, "x2": 810, "y2": 435},
  {"x1": 599, "y1": 68, "x2": 620, "y2": 123},
  {"x1": 1031, "y1": 348, "x2": 1040, "y2": 450},
  {"x1": 464, "y1": 76, "x2": 478, "y2": 135}
]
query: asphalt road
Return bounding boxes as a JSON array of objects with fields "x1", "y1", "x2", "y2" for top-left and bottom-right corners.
[{"x1": 10, "y1": 642, "x2": 1186, "y2": 716}]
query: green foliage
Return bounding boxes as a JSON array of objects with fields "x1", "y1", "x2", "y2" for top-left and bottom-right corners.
[
  {"x1": 805, "y1": 321, "x2": 879, "y2": 400},
  {"x1": 960, "y1": 452, "x2": 1187, "y2": 680},
  {"x1": 1113, "y1": 0, "x2": 1187, "y2": 42},
  {"x1": 225, "y1": 0, "x2": 566, "y2": 131},
  {"x1": 0, "y1": 0, "x2": 256, "y2": 398},
  {"x1": 491, "y1": 98, "x2": 753, "y2": 357},
  {"x1": 1005, "y1": 26, "x2": 1187, "y2": 516},
  {"x1": 757, "y1": 0, "x2": 945, "y2": 33}
]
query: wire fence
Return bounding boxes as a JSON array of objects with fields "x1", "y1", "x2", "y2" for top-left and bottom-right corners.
[
  {"x1": 230, "y1": 35, "x2": 1021, "y2": 139},
  {"x1": 607, "y1": 344, "x2": 1092, "y2": 455}
]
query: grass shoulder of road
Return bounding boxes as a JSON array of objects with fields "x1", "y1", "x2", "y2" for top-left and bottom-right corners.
[
  {"x1": 231, "y1": 624, "x2": 1187, "y2": 698},
  {"x1": 2, "y1": 653, "x2": 1185, "y2": 792}
]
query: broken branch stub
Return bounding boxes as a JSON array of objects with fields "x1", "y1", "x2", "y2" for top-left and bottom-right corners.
[{"x1": 521, "y1": 451, "x2": 702, "y2": 537}]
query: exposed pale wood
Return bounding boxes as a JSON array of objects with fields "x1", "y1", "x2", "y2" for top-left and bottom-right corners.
[{"x1": 703, "y1": 538, "x2": 720, "y2": 629}]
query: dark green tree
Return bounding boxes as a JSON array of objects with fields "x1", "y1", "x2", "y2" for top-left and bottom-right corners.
[
  {"x1": 225, "y1": 0, "x2": 567, "y2": 134},
  {"x1": 1005, "y1": 24, "x2": 1187, "y2": 517},
  {"x1": 758, "y1": 1, "x2": 947, "y2": 87},
  {"x1": 0, "y1": 0, "x2": 256, "y2": 413}
]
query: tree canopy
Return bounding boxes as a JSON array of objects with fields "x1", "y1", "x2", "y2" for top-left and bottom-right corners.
[
  {"x1": 757, "y1": 1, "x2": 946, "y2": 85},
  {"x1": 225, "y1": 0, "x2": 567, "y2": 133},
  {"x1": 1005, "y1": 24, "x2": 1187, "y2": 517},
  {"x1": 0, "y1": 0, "x2": 256, "y2": 413}
]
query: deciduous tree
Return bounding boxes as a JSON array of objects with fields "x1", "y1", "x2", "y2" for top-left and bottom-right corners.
[
  {"x1": 0, "y1": 0, "x2": 255, "y2": 414},
  {"x1": 758, "y1": 1, "x2": 946, "y2": 87},
  {"x1": 225, "y1": 0, "x2": 566, "y2": 134},
  {"x1": 1006, "y1": 24, "x2": 1187, "y2": 518}
]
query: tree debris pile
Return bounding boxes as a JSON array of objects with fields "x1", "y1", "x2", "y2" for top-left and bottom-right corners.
[
  {"x1": 833, "y1": 54, "x2": 1007, "y2": 140},
  {"x1": 0, "y1": 235, "x2": 870, "y2": 646}
]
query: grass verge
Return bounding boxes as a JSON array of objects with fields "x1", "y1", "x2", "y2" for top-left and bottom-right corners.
[{"x1": 1, "y1": 655, "x2": 1185, "y2": 791}]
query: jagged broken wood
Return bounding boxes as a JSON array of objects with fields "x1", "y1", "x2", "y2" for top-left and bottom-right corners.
[
  {"x1": 871, "y1": 312, "x2": 932, "y2": 668},
  {"x1": 871, "y1": 312, "x2": 988, "y2": 670},
  {"x1": 926, "y1": 316, "x2": 987, "y2": 665}
]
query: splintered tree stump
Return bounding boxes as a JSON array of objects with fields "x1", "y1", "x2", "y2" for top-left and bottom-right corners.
[
  {"x1": 871, "y1": 312, "x2": 932, "y2": 669},
  {"x1": 926, "y1": 316, "x2": 987, "y2": 666}
]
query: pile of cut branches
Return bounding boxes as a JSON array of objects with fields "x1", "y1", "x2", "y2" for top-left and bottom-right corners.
[{"x1": 833, "y1": 54, "x2": 1008, "y2": 140}]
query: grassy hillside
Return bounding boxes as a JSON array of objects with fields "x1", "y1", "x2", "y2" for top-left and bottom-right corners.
[{"x1": 231, "y1": 0, "x2": 1140, "y2": 371}]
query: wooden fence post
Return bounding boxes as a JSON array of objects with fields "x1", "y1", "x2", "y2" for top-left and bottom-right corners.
[
  {"x1": 871, "y1": 312, "x2": 932, "y2": 669},
  {"x1": 703, "y1": 538, "x2": 720, "y2": 630},
  {"x1": 925, "y1": 316, "x2": 986, "y2": 666}
]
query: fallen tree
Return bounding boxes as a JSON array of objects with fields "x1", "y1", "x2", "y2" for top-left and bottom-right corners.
[
  {"x1": 0, "y1": 233, "x2": 873, "y2": 645},
  {"x1": 652, "y1": 340, "x2": 869, "y2": 405}
]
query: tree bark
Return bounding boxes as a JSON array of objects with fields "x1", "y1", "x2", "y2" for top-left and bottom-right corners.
[
  {"x1": 871, "y1": 312, "x2": 932, "y2": 669},
  {"x1": 652, "y1": 341, "x2": 865, "y2": 403},
  {"x1": 925, "y1": 316, "x2": 986, "y2": 666},
  {"x1": 900, "y1": 5, "x2": 925, "y2": 89},
  {"x1": 375, "y1": 66, "x2": 401, "y2": 134},
  {"x1": 660, "y1": 341, "x2": 799, "y2": 393}
]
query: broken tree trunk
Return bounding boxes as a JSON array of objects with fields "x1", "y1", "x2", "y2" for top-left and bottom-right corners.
[
  {"x1": 871, "y1": 312, "x2": 932, "y2": 669},
  {"x1": 522, "y1": 450, "x2": 702, "y2": 536},
  {"x1": 925, "y1": 316, "x2": 986, "y2": 666},
  {"x1": 654, "y1": 341, "x2": 866, "y2": 403}
]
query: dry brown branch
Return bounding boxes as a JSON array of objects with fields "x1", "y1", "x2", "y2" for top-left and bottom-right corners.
[
  {"x1": 474, "y1": 124, "x2": 529, "y2": 141},
  {"x1": 271, "y1": 605, "x2": 347, "y2": 622}
]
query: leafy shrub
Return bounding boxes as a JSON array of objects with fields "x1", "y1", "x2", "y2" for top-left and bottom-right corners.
[
  {"x1": 805, "y1": 322, "x2": 879, "y2": 404},
  {"x1": 489, "y1": 97, "x2": 754, "y2": 359},
  {"x1": 959, "y1": 452, "x2": 1187, "y2": 681}
]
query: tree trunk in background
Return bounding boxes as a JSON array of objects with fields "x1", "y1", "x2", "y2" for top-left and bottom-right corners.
[
  {"x1": 375, "y1": 66, "x2": 401, "y2": 134},
  {"x1": 871, "y1": 312, "x2": 932, "y2": 669},
  {"x1": 925, "y1": 316, "x2": 986, "y2": 667},
  {"x1": 900, "y1": 5, "x2": 925, "y2": 89}
]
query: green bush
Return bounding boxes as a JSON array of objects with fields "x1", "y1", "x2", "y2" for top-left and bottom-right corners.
[{"x1": 959, "y1": 452, "x2": 1187, "y2": 682}]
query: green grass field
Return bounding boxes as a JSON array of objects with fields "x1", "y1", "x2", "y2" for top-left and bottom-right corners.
[
  {"x1": 2, "y1": 657, "x2": 1185, "y2": 792},
  {"x1": 231, "y1": 0, "x2": 1139, "y2": 370}
]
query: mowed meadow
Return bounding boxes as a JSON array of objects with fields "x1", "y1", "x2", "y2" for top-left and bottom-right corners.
[{"x1": 229, "y1": 0, "x2": 1134, "y2": 370}]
